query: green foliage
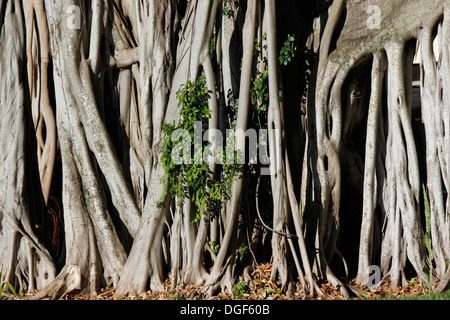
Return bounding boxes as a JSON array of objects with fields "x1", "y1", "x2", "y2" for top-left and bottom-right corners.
[
  {"x1": 168, "y1": 293, "x2": 186, "y2": 300},
  {"x1": 251, "y1": 34, "x2": 297, "y2": 118},
  {"x1": 160, "y1": 77, "x2": 242, "y2": 222},
  {"x1": 208, "y1": 239, "x2": 220, "y2": 253},
  {"x1": 262, "y1": 287, "x2": 272, "y2": 295},
  {"x1": 233, "y1": 281, "x2": 248, "y2": 299},
  {"x1": 160, "y1": 34, "x2": 298, "y2": 223},
  {"x1": 278, "y1": 34, "x2": 297, "y2": 66},
  {"x1": 222, "y1": 5, "x2": 231, "y2": 17},
  {"x1": 222, "y1": 0, "x2": 237, "y2": 18},
  {"x1": 252, "y1": 33, "x2": 269, "y2": 117},
  {"x1": 251, "y1": 70, "x2": 269, "y2": 115},
  {"x1": 210, "y1": 28, "x2": 216, "y2": 56},
  {"x1": 0, "y1": 265, "x2": 17, "y2": 299},
  {"x1": 421, "y1": 263, "x2": 433, "y2": 293},
  {"x1": 236, "y1": 245, "x2": 249, "y2": 263}
]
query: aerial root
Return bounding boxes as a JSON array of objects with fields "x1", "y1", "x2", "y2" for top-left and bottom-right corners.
[{"x1": 28, "y1": 265, "x2": 82, "y2": 300}]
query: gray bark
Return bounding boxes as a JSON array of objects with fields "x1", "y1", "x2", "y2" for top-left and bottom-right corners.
[{"x1": 1, "y1": 0, "x2": 450, "y2": 299}]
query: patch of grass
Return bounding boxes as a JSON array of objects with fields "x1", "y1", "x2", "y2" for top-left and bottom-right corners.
[
  {"x1": 372, "y1": 291, "x2": 450, "y2": 300},
  {"x1": 168, "y1": 293, "x2": 186, "y2": 300}
]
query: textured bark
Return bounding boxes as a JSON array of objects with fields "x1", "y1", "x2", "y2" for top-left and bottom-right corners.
[
  {"x1": 205, "y1": 0, "x2": 256, "y2": 295},
  {"x1": 0, "y1": 0, "x2": 449, "y2": 299},
  {"x1": 0, "y1": 0, "x2": 56, "y2": 294},
  {"x1": 356, "y1": 51, "x2": 386, "y2": 285},
  {"x1": 117, "y1": 0, "x2": 219, "y2": 296}
]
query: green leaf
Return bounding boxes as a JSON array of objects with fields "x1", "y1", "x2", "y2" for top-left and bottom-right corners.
[
  {"x1": 168, "y1": 294, "x2": 186, "y2": 300},
  {"x1": 4, "y1": 282, "x2": 16, "y2": 296}
]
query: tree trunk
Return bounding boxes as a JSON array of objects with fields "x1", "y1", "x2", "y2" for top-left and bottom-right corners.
[{"x1": 0, "y1": 0, "x2": 449, "y2": 299}]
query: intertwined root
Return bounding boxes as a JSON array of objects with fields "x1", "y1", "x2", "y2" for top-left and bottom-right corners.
[
  {"x1": 319, "y1": 1, "x2": 450, "y2": 290},
  {"x1": 1, "y1": 0, "x2": 450, "y2": 299}
]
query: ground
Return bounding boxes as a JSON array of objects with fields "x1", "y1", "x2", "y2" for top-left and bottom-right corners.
[{"x1": 2, "y1": 263, "x2": 445, "y2": 300}]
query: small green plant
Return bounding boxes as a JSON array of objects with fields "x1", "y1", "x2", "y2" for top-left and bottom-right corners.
[
  {"x1": 233, "y1": 281, "x2": 248, "y2": 299},
  {"x1": 251, "y1": 33, "x2": 268, "y2": 117},
  {"x1": 421, "y1": 265, "x2": 433, "y2": 294},
  {"x1": 236, "y1": 245, "x2": 249, "y2": 263},
  {"x1": 278, "y1": 34, "x2": 297, "y2": 66},
  {"x1": 251, "y1": 34, "x2": 297, "y2": 118},
  {"x1": 0, "y1": 266, "x2": 17, "y2": 300},
  {"x1": 208, "y1": 239, "x2": 220, "y2": 253},
  {"x1": 222, "y1": 0, "x2": 237, "y2": 18},
  {"x1": 168, "y1": 293, "x2": 186, "y2": 300},
  {"x1": 251, "y1": 70, "x2": 269, "y2": 115},
  {"x1": 222, "y1": 6, "x2": 230, "y2": 16},
  {"x1": 262, "y1": 287, "x2": 272, "y2": 295}
]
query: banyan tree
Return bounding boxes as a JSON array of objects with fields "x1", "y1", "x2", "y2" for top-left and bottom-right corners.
[{"x1": 0, "y1": 0, "x2": 449, "y2": 299}]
